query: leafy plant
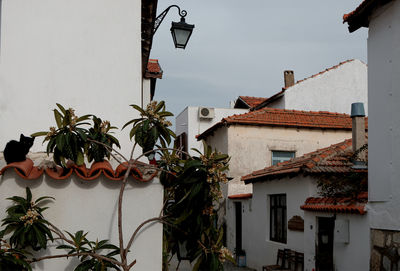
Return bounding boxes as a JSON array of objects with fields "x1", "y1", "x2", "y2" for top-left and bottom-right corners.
[
  {"x1": 123, "y1": 101, "x2": 175, "y2": 157},
  {"x1": 31, "y1": 104, "x2": 91, "y2": 167},
  {"x1": 57, "y1": 230, "x2": 120, "y2": 271},
  {"x1": 160, "y1": 142, "x2": 233, "y2": 270},
  {"x1": 0, "y1": 187, "x2": 54, "y2": 251},
  {"x1": 0, "y1": 241, "x2": 31, "y2": 271},
  {"x1": 86, "y1": 116, "x2": 120, "y2": 163}
]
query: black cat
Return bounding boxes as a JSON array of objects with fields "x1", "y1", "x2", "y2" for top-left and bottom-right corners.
[{"x1": 3, "y1": 134, "x2": 35, "y2": 164}]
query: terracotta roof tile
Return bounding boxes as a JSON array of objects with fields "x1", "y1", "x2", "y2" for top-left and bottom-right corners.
[
  {"x1": 0, "y1": 159, "x2": 158, "y2": 182},
  {"x1": 228, "y1": 193, "x2": 253, "y2": 200},
  {"x1": 300, "y1": 192, "x2": 368, "y2": 215},
  {"x1": 343, "y1": 0, "x2": 393, "y2": 32},
  {"x1": 237, "y1": 96, "x2": 267, "y2": 108},
  {"x1": 145, "y1": 59, "x2": 163, "y2": 79},
  {"x1": 197, "y1": 107, "x2": 368, "y2": 140},
  {"x1": 242, "y1": 138, "x2": 367, "y2": 184},
  {"x1": 252, "y1": 59, "x2": 361, "y2": 110}
]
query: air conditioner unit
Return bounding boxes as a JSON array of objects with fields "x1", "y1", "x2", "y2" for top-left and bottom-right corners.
[{"x1": 198, "y1": 107, "x2": 215, "y2": 119}]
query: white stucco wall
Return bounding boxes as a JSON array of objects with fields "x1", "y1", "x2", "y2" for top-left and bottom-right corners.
[
  {"x1": 239, "y1": 176, "x2": 317, "y2": 271},
  {"x1": 225, "y1": 125, "x2": 352, "y2": 196},
  {"x1": 205, "y1": 124, "x2": 353, "y2": 255},
  {"x1": 0, "y1": 0, "x2": 143, "y2": 157},
  {"x1": 0, "y1": 170, "x2": 163, "y2": 271},
  {"x1": 303, "y1": 211, "x2": 369, "y2": 271},
  {"x1": 281, "y1": 59, "x2": 368, "y2": 115},
  {"x1": 367, "y1": 1, "x2": 400, "y2": 230},
  {"x1": 175, "y1": 107, "x2": 247, "y2": 156}
]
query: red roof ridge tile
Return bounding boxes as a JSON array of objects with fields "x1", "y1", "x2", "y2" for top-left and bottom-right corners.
[{"x1": 0, "y1": 159, "x2": 158, "y2": 182}]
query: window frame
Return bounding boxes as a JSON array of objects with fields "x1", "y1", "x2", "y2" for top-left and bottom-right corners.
[
  {"x1": 271, "y1": 150, "x2": 295, "y2": 166},
  {"x1": 269, "y1": 194, "x2": 287, "y2": 243}
]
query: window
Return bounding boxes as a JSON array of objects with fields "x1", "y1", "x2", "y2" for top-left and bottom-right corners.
[
  {"x1": 270, "y1": 194, "x2": 287, "y2": 243},
  {"x1": 272, "y1": 151, "x2": 295, "y2": 166}
]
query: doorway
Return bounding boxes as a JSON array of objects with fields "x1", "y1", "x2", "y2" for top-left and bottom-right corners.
[
  {"x1": 316, "y1": 217, "x2": 334, "y2": 271},
  {"x1": 234, "y1": 202, "x2": 242, "y2": 253}
]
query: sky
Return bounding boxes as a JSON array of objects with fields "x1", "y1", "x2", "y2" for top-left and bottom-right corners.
[{"x1": 150, "y1": 1, "x2": 368, "y2": 121}]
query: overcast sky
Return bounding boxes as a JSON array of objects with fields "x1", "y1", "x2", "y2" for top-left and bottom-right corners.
[{"x1": 151, "y1": 1, "x2": 367, "y2": 119}]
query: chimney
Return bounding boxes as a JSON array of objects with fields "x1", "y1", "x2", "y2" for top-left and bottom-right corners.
[
  {"x1": 284, "y1": 70, "x2": 295, "y2": 88},
  {"x1": 351, "y1": 102, "x2": 366, "y2": 161}
]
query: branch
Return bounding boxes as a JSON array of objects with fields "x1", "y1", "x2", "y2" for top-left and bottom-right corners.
[
  {"x1": 126, "y1": 217, "x2": 164, "y2": 252},
  {"x1": 29, "y1": 252, "x2": 122, "y2": 267},
  {"x1": 87, "y1": 139, "x2": 129, "y2": 164}
]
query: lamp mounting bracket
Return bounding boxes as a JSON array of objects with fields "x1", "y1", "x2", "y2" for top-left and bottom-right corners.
[{"x1": 153, "y1": 5, "x2": 187, "y2": 35}]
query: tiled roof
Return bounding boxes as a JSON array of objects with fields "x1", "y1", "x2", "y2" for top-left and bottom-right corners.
[
  {"x1": 343, "y1": 0, "x2": 393, "y2": 32},
  {"x1": 252, "y1": 59, "x2": 360, "y2": 110},
  {"x1": 197, "y1": 107, "x2": 366, "y2": 140},
  {"x1": 300, "y1": 192, "x2": 368, "y2": 215},
  {"x1": 236, "y1": 96, "x2": 267, "y2": 109},
  {"x1": 228, "y1": 193, "x2": 253, "y2": 200},
  {"x1": 145, "y1": 59, "x2": 163, "y2": 79},
  {"x1": 0, "y1": 159, "x2": 158, "y2": 182},
  {"x1": 243, "y1": 138, "x2": 367, "y2": 184}
]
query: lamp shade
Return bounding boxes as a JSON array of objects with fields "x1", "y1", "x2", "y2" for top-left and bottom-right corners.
[{"x1": 170, "y1": 17, "x2": 194, "y2": 49}]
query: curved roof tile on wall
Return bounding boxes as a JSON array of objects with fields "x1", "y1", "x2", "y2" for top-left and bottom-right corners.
[{"x1": 0, "y1": 159, "x2": 158, "y2": 182}]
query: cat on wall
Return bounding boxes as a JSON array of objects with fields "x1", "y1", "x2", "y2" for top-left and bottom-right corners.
[{"x1": 3, "y1": 134, "x2": 35, "y2": 164}]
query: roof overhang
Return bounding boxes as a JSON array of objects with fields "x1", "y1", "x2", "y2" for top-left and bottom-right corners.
[
  {"x1": 343, "y1": 0, "x2": 394, "y2": 32},
  {"x1": 142, "y1": 0, "x2": 158, "y2": 75}
]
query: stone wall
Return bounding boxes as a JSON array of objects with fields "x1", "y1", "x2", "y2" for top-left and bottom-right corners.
[{"x1": 371, "y1": 229, "x2": 400, "y2": 271}]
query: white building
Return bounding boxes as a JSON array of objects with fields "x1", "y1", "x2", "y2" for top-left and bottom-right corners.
[
  {"x1": 252, "y1": 59, "x2": 368, "y2": 115},
  {"x1": 197, "y1": 107, "x2": 361, "y2": 258},
  {"x1": 344, "y1": 0, "x2": 400, "y2": 269},
  {"x1": 242, "y1": 137, "x2": 369, "y2": 271},
  {"x1": 0, "y1": 0, "x2": 161, "y2": 156},
  {"x1": 0, "y1": 1, "x2": 167, "y2": 270},
  {"x1": 175, "y1": 106, "x2": 247, "y2": 156}
]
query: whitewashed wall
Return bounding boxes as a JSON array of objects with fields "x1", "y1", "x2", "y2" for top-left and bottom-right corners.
[
  {"x1": 175, "y1": 106, "x2": 247, "y2": 156},
  {"x1": 281, "y1": 59, "x2": 368, "y2": 115},
  {"x1": 0, "y1": 170, "x2": 163, "y2": 271},
  {"x1": 367, "y1": 0, "x2": 400, "y2": 230},
  {"x1": 303, "y1": 211, "x2": 369, "y2": 271},
  {"x1": 0, "y1": 0, "x2": 142, "y2": 157},
  {"x1": 205, "y1": 125, "x2": 353, "y2": 254},
  {"x1": 239, "y1": 176, "x2": 317, "y2": 271}
]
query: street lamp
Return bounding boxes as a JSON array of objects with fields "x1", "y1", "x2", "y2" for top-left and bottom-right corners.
[{"x1": 153, "y1": 5, "x2": 195, "y2": 49}]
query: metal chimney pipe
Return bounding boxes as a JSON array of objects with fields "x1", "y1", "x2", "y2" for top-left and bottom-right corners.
[{"x1": 351, "y1": 103, "x2": 366, "y2": 159}]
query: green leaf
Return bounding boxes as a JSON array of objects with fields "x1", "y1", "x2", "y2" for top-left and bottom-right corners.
[
  {"x1": 54, "y1": 109, "x2": 63, "y2": 129},
  {"x1": 154, "y1": 101, "x2": 165, "y2": 112},
  {"x1": 56, "y1": 103, "x2": 67, "y2": 114},
  {"x1": 26, "y1": 187, "x2": 32, "y2": 204},
  {"x1": 122, "y1": 118, "x2": 143, "y2": 130},
  {"x1": 76, "y1": 151, "x2": 84, "y2": 166},
  {"x1": 76, "y1": 114, "x2": 92, "y2": 122},
  {"x1": 56, "y1": 134, "x2": 65, "y2": 152},
  {"x1": 193, "y1": 256, "x2": 202, "y2": 271},
  {"x1": 30, "y1": 131, "x2": 49, "y2": 137},
  {"x1": 129, "y1": 104, "x2": 146, "y2": 115}
]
